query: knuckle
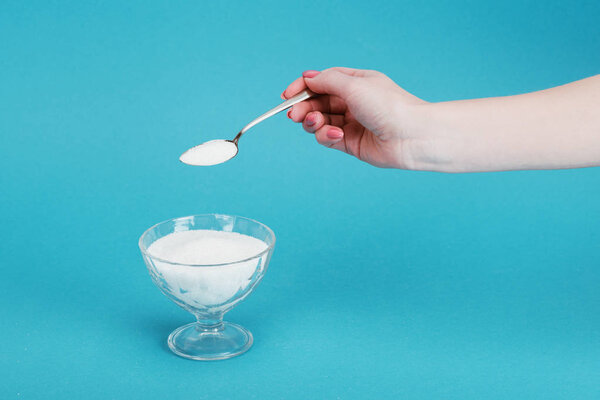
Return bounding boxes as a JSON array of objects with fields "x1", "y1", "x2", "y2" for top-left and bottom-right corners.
[{"x1": 366, "y1": 69, "x2": 384, "y2": 77}]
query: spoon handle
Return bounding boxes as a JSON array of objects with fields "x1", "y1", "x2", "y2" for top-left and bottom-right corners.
[{"x1": 238, "y1": 89, "x2": 317, "y2": 137}]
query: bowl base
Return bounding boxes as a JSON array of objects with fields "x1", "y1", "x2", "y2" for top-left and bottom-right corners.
[{"x1": 167, "y1": 321, "x2": 253, "y2": 361}]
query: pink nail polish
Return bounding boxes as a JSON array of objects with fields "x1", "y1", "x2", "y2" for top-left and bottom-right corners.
[
  {"x1": 302, "y1": 70, "x2": 320, "y2": 78},
  {"x1": 305, "y1": 114, "x2": 316, "y2": 126},
  {"x1": 287, "y1": 110, "x2": 293, "y2": 119},
  {"x1": 326, "y1": 128, "x2": 343, "y2": 139}
]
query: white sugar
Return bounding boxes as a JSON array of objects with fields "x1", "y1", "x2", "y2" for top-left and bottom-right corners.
[
  {"x1": 148, "y1": 230, "x2": 266, "y2": 264},
  {"x1": 179, "y1": 140, "x2": 238, "y2": 166},
  {"x1": 147, "y1": 230, "x2": 268, "y2": 306}
]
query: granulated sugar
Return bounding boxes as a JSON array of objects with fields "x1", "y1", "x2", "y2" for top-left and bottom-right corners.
[
  {"x1": 179, "y1": 140, "x2": 238, "y2": 166},
  {"x1": 147, "y1": 230, "x2": 268, "y2": 307}
]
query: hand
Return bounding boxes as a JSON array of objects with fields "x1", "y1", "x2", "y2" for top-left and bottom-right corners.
[{"x1": 283, "y1": 67, "x2": 427, "y2": 169}]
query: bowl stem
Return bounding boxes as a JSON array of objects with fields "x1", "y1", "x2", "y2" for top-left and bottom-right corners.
[{"x1": 194, "y1": 311, "x2": 225, "y2": 332}]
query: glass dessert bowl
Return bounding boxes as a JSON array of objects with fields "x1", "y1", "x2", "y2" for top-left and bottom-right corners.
[{"x1": 139, "y1": 214, "x2": 275, "y2": 361}]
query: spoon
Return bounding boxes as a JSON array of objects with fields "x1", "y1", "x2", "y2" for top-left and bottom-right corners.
[{"x1": 179, "y1": 89, "x2": 316, "y2": 166}]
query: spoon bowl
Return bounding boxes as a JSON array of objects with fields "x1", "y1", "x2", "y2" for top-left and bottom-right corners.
[{"x1": 179, "y1": 139, "x2": 238, "y2": 166}]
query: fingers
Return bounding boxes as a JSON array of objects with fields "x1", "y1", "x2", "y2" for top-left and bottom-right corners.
[
  {"x1": 283, "y1": 67, "x2": 366, "y2": 99},
  {"x1": 314, "y1": 124, "x2": 345, "y2": 147},
  {"x1": 303, "y1": 68, "x2": 361, "y2": 98},
  {"x1": 282, "y1": 67, "x2": 361, "y2": 128},
  {"x1": 281, "y1": 67, "x2": 370, "y2": 154},
  {"x1": 293, "y1": 110, "x2": 347, "y2": 152},
  {"x1": 282, "y1": 76, "x2": 306, "y2": 99},
  {"x1": 287, "y1": 96, "x2": 346, "y2": 122},
  {"x1": 298, "y1": 109, "x2": 363, "y2": 156},
  {"x1": 301, "y1": 111, "x2": 345, "y2": 133}
]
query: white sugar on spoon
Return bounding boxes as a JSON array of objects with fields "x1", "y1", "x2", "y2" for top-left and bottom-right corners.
[
  {"x1": 180, "y1": 89, "x2": 315, "y2": 166},
  {"x1": 179, "y1": 140, "x2": 238, "y2": 166}
]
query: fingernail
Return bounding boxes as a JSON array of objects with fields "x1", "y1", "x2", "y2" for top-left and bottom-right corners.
[
  {"x1": 281, "y1": 90, "x2": 286, "y2": 99},
  {"x1": 305, "y1": 114, "x2": 316, "y2": 126},
  {"x1": 287, "y1": 110, "x2": 293, "y2": 119},
  {"x1": 326, "y1": 128, "x2": 343, "y2": 140},
  {"x1": 302, "y1": 70, "x2": 320, "y2": 78}
]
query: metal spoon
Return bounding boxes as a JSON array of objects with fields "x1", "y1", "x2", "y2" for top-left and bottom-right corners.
[{"x1": 179, "y1": 89, "x2": 317, "y2": 166}]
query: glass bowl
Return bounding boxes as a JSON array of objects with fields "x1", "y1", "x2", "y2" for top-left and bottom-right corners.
[{"x1": 139, "y1": 214, "x2": 275, "y2": 360}]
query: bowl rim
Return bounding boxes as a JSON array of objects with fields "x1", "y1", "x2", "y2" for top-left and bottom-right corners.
[{"x1": 138, "y1": 214, "x2": 276, "y2": 267}]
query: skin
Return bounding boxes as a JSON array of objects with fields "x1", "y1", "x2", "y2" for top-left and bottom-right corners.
[{"x1": 283, "y1": 68, "x2": 600, "y2": 172}]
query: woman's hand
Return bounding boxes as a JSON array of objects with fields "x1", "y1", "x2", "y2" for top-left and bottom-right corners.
[{"x1": 283, "y1": 67, "x2": 428, "y2": 169}]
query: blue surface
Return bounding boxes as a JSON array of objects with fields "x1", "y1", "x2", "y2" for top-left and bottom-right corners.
[{"x1": 1, "y1": 1, "x2": 599, "y2": 398}]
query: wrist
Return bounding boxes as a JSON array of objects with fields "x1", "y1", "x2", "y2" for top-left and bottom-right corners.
[{"x1": 395, "y1": 103, "x2": 464, "y2": 172}]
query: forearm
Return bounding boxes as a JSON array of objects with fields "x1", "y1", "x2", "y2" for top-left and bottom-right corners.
[{"x1": 411, "y1": 75, "x2": 600, "y2": 172}]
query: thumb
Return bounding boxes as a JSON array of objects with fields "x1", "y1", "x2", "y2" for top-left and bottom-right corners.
[{"x1": 302, "y1": 68, "x2": 360, "y2": 99}]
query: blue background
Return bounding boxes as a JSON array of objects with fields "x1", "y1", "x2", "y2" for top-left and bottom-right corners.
[{"x1": 1, "y1": 1, "x2": 599, "y2": 398}]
